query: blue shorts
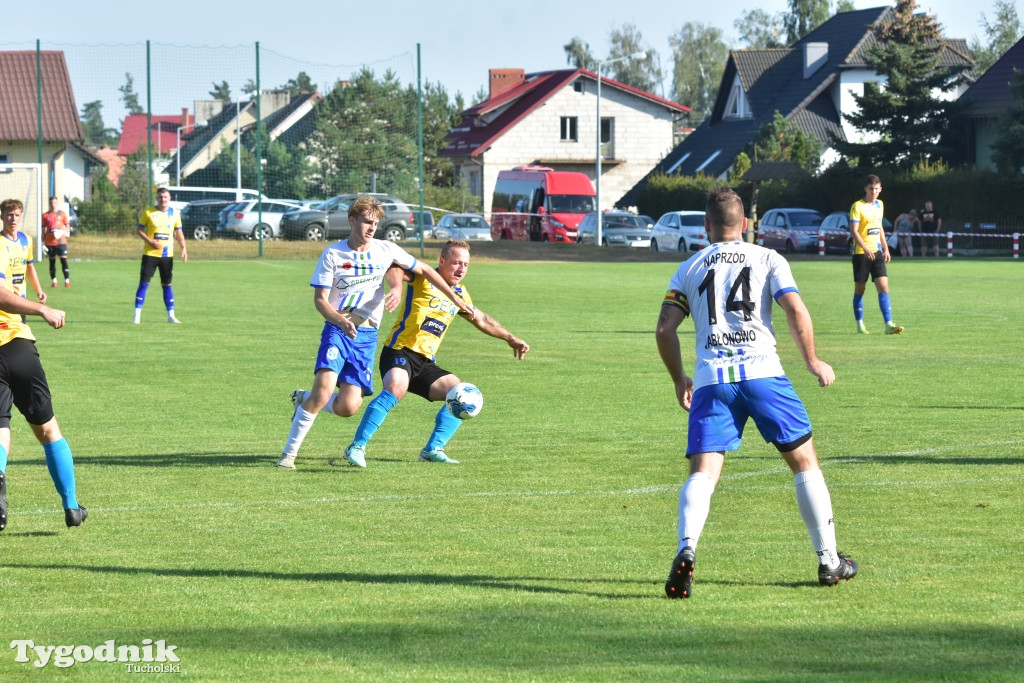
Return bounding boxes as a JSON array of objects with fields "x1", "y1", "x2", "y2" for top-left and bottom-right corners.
[
  {"x1": 687, "y1": 377, "x2": 812, "y2": 455},
  {"x1": 315, "y1": 324, "x2": 378, "y2": 397}
]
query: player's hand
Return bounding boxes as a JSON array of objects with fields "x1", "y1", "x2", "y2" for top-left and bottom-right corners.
[
  {"x1": 883, "y1": 250, "x2": 891, "y2": 263},
  {"x1": 864, "y1": 250, "x2": 875, "y2": 261},
  {"x1": 808, "y1": 359, "x2": 835, "y2": 387},
  {"x1": 337, "y1": 314, "x2": 358, "y2": 339},
  {"x1": 383, "y1": 287, "x2": 400, "y2": 312},
  {"x1": 41, "y1": 305, "x2": 65, "y2": 329},
  {"x1": 458, "y1": 300, "x2": 476, "y2": 321},
  {"x1": 36, "y1": 290, "x2": 47, "y2": 305},
  {"x1": 509, "y1": 337, "x2": 530, "y2": 360},
  {"x1": 676, "y1": 376, "x2": 694, "y2": 412},
  {"x1": 180, "y1": 246, "x2": 188, "y2": 264}
]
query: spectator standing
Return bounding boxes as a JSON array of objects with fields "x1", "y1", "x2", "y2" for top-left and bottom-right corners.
[
  {"x1": 919, "y1": 201, "x2": 942, "y2": 258},
  {"x1": 893, "y1": 209, "x2": 919, "y2": 258},
  {"x1": 42, "y1": 196, "x2": 71, "y2": 288}
]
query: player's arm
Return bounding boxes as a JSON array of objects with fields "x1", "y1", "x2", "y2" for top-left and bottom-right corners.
[
  {"x1": 465, "y1": 308, "x2": 529, "y2": 360},
  {"x1": 848, "y1": 216, "x2": 873, "y2": 259},
  {"x1": 26, "y1": 262, "x2": 46, "y2": 303},
  {"x1": 0, "y1": 285, "x2": 64, "y2": 328},
  {"x1": 410, "y1": 261, "x2": 475, "y2": 321},
  {"x1": 383, "y1": 264, "x2": 408, "y2": 313},
  {"x1": 312, "y1": 286, "x2": 357, "y2": 338},
  {"x1": 776, "y1": 291, "x2": 834, "y2": 387},
  {"x1": 137, "y1": 222, "x2": 159, "y2": 250},
  {"x1": 655, "y1": 295, "x2": 694, "y2": 411},
  {"x1": 877, "y1": 219, "x2": 891, "y2": 262},
  {"x1": 175, "y1": 226, "x2": 188, "y2": 263}
]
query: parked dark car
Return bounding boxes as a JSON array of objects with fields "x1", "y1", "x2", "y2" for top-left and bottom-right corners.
[
  {"x1": 758, "y1": 208, "x2": 826, "y2": 253},
  {"x1": 181, "y1": 199, "x2": 235, "y2": 240},
  {"x1": 576, "y1": 211, "x2": 652, "y2": 247},
  {"x1": 410, "y1": 209, "x2": 435, "y2": 239},
  {"x1": 820, "y1": 211, "x2": 896, "y2": 254},
  {"x1": 279, "y1": 193, "x2": 413, "y2": 241}
]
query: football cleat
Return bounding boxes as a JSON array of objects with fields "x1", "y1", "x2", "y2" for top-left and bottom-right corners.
[
  {"x1": 345, "y1": 444, "x2": 367, "y2": 468},
  {"x1": 819, "y1": 550, "x2": 858, "y2": 586},
  {"x1": 418, "y1": 448, "x2": 459, "y2": 464},
  {"x1": 132, "y1": 312, "x2": 141, "y2": 325},
  {"x1": 289, "y1": 389, "x2": 306, "y2": 421},
  {"x1": 885, "y1": 323, "x2": 904, "y2": 335},
  {"x1": 51, "y1": 279, "x2": 58, "y2": 288},
  {"x1": 64, "y1": 506, "x2": 88, "y2": 528},
  {"x1": 168, "y1": 314, "x2": 181, "y2": 324},
  {"x1": 665, "y1": 546, "x2": 696, "y2": 599},
  {"x1": 276, "y1": 453, "x2": 297, "y2": 470},
  {"x1": 856, "y1": 322, "x2": 869, "y2": 335},
  {"x1": 0, "y1": 470, "x2": 7, "y2": 531},
  {"x1": 65, "y1": 280, "x2": 71, "y2": 288}
]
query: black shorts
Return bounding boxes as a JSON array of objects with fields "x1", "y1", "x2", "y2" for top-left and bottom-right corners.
[
  {"x1": 140, "y1": 255, "x2": 174, "y2": 285},
  {"x1": 378, "y1": 346, "x2": 452, "y2": 400},
  {"x1": 852, "y1": 252, "x2": 888, "y2": 282},
  {"x1": 0, "y1": 338, "x2": 54, "y2": 428},
  {"x1": 46, "y1": 244, "x2": 68, "y2": 259}
]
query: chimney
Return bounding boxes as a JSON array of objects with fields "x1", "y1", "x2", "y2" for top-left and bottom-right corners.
[
  {"x1": 489, "y1": 69, "x2": 525, "y2": 99},
  {"x1": 803, "y1": 43, "x2": 828, "y2": 79},
  {"x1": 181, "y1": 107, "x2": 190, "y2": 130}
]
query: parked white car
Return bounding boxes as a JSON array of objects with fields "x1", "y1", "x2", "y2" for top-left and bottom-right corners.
[
  {"x1": 650, "y1": 211, "x2": 708, "y2": 253},
  {"x1": 219, "y1": 199, "x2": 303, "y2": 240}
]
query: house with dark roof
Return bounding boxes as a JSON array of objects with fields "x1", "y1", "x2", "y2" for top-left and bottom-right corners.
[
  {"x1": 164, "y1": 91, "x2": 320, "y2": 185},
  {"x1": 619, "y1": 6, "x2": 973, "y2": 208},
  {"x1": 440, "y1": 68, "x2": 688, "y2": 216},
  {"x1": 0, "y1": 50, "x2": 104, "y2": 204},
  {"x1": 949, "y1": 35, "x2": 1024, "y2": 171}
]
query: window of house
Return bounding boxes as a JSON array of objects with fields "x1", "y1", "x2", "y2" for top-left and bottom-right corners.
[
  {"x1": 724, "y1": 78, "x2": 750, "y2": 119},
  {"x1": 573, "y1": 81, "x2": 584, "y2": 94},
  {"x1": 560, "y1": 116, "x2": 578, "y2": 142},
  {"x1": 600, "y1": 118, "x2": 613, "y2": 158}
]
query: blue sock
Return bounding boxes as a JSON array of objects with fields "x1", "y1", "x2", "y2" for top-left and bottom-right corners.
[
  {"x1": 163, "y1": 285, "x2": 175, "y2": 312},
  {"x1": 878, "y1": 292, "x2": 893, "y2": 324},
  {"x1": 0, "y1": 443, "x2": 7, "y2": 473},
  {"x1": 134, "y1": 282, "x2": 149, "y2": 309},
  {"x1": 43, "y1": 438, "x2": 78, "y2": 510},
  {"x1": 352, "y1": 390, "x2": 398, "y2": 447},
  {"x1": 425, "y1": 405, "x2": 462, "y2": 451},
  {"x1": 853, "y1": 293, "x2": 864, "y2": 322}
]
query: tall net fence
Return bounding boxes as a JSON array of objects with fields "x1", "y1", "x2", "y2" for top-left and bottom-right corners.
[{"x1": 1, "y1": 40, "x2": 430, "y2": 249}]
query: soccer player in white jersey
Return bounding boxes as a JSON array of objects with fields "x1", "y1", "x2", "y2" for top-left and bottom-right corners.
[
  {"x1": 655, "y1": 187, "x2": 857, "y2": 599},
  {"x1": 278, "y1": 195, "x2": 474, "y2": 470}
]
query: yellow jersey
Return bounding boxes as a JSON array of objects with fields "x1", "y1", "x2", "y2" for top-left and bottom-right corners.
[
  {"x1": 384, "y1": 274, "x2": 473, "y2": 360},
  {"x1": 0, "y1": 232, "x2": 35, "y2": 346},
  {"x1": 849, "y1": 199, "x2": 884, "y2": 255},
  {"x1": 138, "y1": 206, "x2": 182, "y2": 258}
]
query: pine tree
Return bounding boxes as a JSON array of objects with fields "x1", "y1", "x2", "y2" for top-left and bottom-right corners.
[{"x1": 832, "y1": 0, "x2": 969, "y2": 169}]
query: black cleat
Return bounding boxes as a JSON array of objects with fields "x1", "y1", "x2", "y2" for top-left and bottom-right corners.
[
  {"x1": 64, "y1": 506, "x2": 88, "y2": 528},
  {"x1": 0, "y1": 470, "x2": 7, "y2": 531},
  {"x1": 819, "y1": 550, "x2": 858, "y2": 586},
  {"x1": 665, "y1": 546, "x2": 696, "y2": 599}
]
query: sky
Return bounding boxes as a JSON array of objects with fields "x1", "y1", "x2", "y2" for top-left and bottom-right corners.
[{"x1": 2, "y1": 0, "x2": 1016, "y2": 124}]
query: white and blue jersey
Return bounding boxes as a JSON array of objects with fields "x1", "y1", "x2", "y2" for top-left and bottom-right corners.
[
  {"x1": 665, "y1": 240, "x2": 798, "y2": 391},
  {"x1": 310, "y1": 238, "x2": 417, "y2": 329}
]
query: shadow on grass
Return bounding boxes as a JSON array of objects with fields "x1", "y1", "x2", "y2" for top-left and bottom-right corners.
[{"x1": 833, "y1": 454, "x2": 1024, "y2": 466}]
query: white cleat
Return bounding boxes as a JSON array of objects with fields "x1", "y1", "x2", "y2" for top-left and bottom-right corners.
[{"x1": 277, "y1": 453, "x2": 297, "y2": 469}]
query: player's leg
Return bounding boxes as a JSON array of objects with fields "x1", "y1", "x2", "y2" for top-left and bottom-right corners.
[
  {"x1": 60, "y1": 245, "x2": 70, "y2": 286},
  {"x1": 279, "y1": 368, "x2": 339, "y2": 468},
  {"x1": 133, "y1": 257, "x2": 157, "y2": 323},
  {"x1": 30, "y1": 418, "x2": 87, "y2": 526},
  {"x1": 48, "y1": 247, "x2": 58, "y2": 285},
  {"x1": 349, "y1": 348, "x2": 412, "y2": 452},
  {"x1": 873, "y1": 266, "x2": 903, "y2": 334},
  {"x1": 159, "y1": 259, "x2": 179, "y2": 323},
  {"x1": 0, "y1": 419, "x2": 10, "y2": 532},
  {"x1": 419, "y1": 370, "x2": 463, "y2": 464},
  {"x1": 852, "y1": 255, "x2": 869, "y2": 333}
]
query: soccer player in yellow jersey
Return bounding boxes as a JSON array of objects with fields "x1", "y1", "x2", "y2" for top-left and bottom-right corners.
[
  {"x1": 0, "y1": 198, "x2": 87, "y2": 530},
  {"x1": 133, "y1": 187, "x2": 187, "y2": 324},
  {"x1": 1, "y1": 203, "x2": 46, "y2": 308},
  {"x1": 849, "y1": 174, "x2": 903, "y2": 335},
  {"x1": 343, "y1": 240, "x2": 530, "y2": 465}
]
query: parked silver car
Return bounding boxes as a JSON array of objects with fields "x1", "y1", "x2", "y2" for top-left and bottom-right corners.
[
  {"x1": 576, "y1": 211, "x2": 652, "y2": 247},
  {"x1": 219, "y1": 199, "x2": 303, "y2": 240},
  {"x1": 650, "y1": 210, "x2": 708, "y2": 252},
  {"x1": 433, "y1": 213, "x2": 493, "y2": 241},
  {"x1": 758, "y1": 208, "x2": 825, "y2": 253}
]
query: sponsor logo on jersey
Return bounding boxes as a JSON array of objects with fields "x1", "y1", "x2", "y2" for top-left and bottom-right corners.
[{"x1": 420, "y1": 317, "x2": 447, "y2": 337}]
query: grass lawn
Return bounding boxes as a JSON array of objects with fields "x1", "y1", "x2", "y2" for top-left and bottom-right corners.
[{"x1": 1, "y1": 241, "x2": 1022, "y2": 680}]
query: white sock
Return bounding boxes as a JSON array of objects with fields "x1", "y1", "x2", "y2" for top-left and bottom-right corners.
[
  {"x1": 282, "y1": 408, "x2": 316, "y2": 457},
  {"x1": 794, "y1": 469, "x2": 839, "y2": 568},
  {"x1": 678, "y1": 471, "x2": 715, "y2": 553}
]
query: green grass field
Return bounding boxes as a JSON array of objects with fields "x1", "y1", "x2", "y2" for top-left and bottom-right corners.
[{"x1": 1, "y1": 250, "x2": 1022, "y2": 680}]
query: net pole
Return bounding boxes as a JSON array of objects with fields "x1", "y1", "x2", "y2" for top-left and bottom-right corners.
[
  {"x1": 256, "y1": 41, "x2": 263, "y2": 258},
  {"x1": 417, "y1": 43, "x2": 425, "y2": 258},
  {"x1": 146, "y1": 41, "x2": 153, "y2": 203}
]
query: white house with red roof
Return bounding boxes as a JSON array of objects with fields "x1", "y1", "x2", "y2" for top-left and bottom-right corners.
[{"x1": 441, "y1": 68, "x2": 688, "y2": 216}]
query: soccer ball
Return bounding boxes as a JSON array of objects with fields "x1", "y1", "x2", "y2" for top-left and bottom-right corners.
[{"x1": 445, "y1": 382, "x2": 483, "y2": 420}]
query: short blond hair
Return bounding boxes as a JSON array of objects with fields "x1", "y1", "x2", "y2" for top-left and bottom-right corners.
[{"x1": 348, "y1": 195, "x2": 385, "y2": 221}]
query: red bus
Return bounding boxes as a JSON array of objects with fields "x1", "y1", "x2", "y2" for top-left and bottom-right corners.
[{"x1": 490, "y1": 166, "x2": 595, "y2": 242}]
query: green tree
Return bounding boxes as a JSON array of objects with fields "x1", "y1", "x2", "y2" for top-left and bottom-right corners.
[
  {"x1": 784, "y1": 0, "x2": 831, "y2": 44},
  {"x1": 743, "y1": 111, "x2": 822, "y2": 172},
  {"x1": 563, "y1": 37, "x2": 595, "y2": 70},
  {"x1": 119, "y1": 73, "x2": 143, "y2": 116},
  {"x1": 80, "y1": 100, "x2": 118, "y2": 147},
  {"x1": 669, "y1": 22, "x2": 729, "y2": 125},
  {"x1": 991, "y1": 68, "x2": 1024, "y2": 174},
  {"x1": 735, "y1": 9, "x2": 786, "y2": 48},
  {"x1": 832, "y1": 0, "x2": 970, "y2": 169},
  {"x1": 210, "y1": 81, "x2": 232, "y2": 105},
  {"x1": 281, "y1": 71, "x2": 317, "y2": 96},
  {"x1": 969, "y1": 0, "x2": 1022, "y2": 73},
  {"x1": 607, "y1": 23, "x2": 661, "y2": 93},
  {"x1": 415, "y1": 80, "x2": 463, "y2": 187}
]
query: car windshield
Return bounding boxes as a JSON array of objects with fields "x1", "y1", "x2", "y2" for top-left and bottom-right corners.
[
  {"x1": 604, "y1": 215, "x2": 643, "y2": 229},
  {"x1": 790, "y1": 212, "x2": 823, "y2": 228},
  {"x1": 678, "y1": 214, "x2": 705, "y2": 226},
  {"x1": 453, "y1": 216, "x2": 484, "y2": 229},
  {"x1": 549, "y1": 195, "x2": 594, "y2": 213}
]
